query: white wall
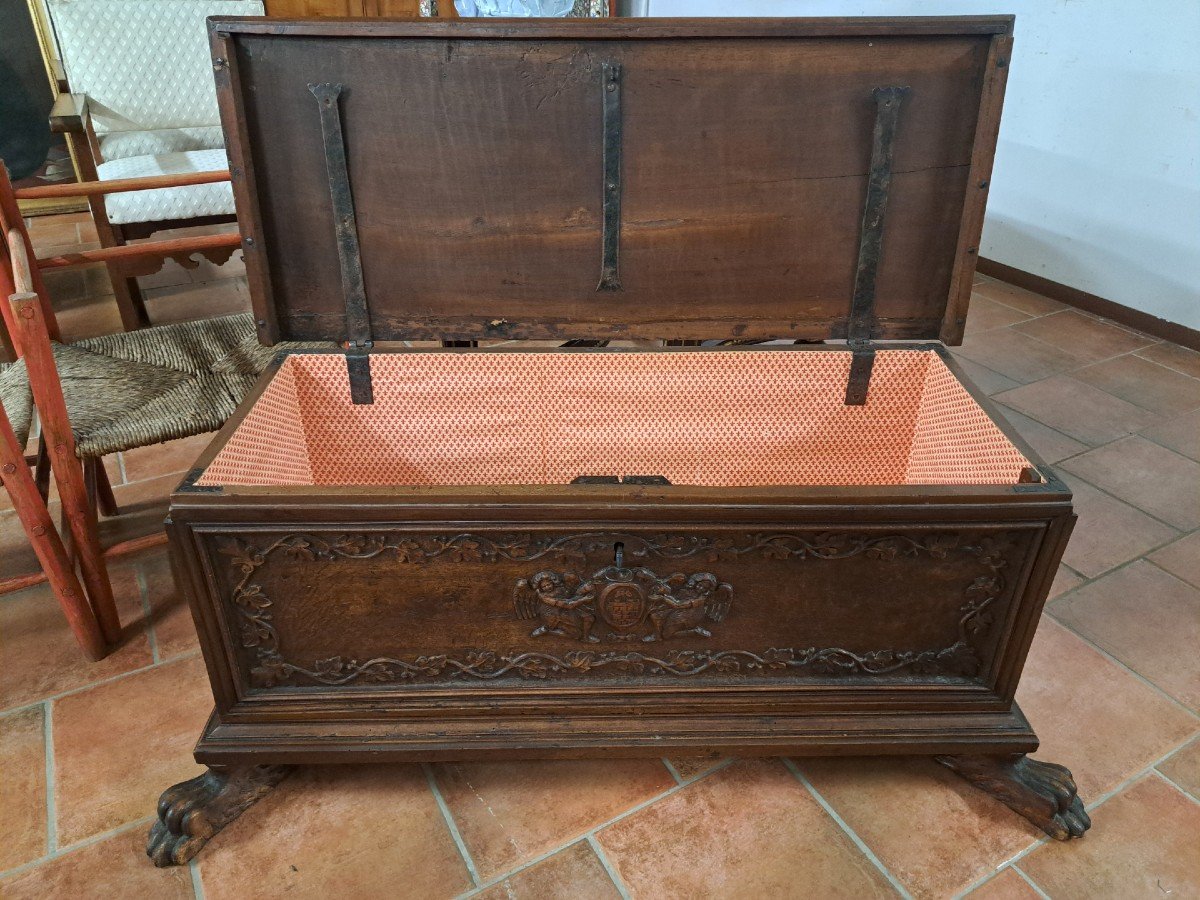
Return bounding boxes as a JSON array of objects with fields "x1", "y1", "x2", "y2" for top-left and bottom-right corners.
[{"x1": 644, "y1": 0, "x2": 1200, "y2": 331}]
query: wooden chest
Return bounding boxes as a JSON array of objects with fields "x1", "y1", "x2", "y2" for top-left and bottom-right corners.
[{"x1": 149, "y1": 16, "x2": 1091, "y2": 866}]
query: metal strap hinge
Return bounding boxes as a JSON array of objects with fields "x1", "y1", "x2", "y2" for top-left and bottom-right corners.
[
  {"x1": 845, "y1": 339, "x2": 877, "y2": 406},
  {"x1": 844, "y1": 85, "x2": 909, "y2": 406},
  {"x1": 345, "y1": 342, "x2": 374, "y2": 405},
  {"x1": 310, "y1": 81, "x2": 375, "y2": 405},
  {"x1": 597, "y1": 61, "x2": 622, "y2": 292}
]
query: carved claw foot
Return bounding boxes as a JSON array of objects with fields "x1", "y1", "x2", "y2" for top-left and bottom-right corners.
[
  {"x1": 935, "y1": 753, "x2": 1091, "y2": 841},
  {"x1": 146, "y1": 764, "x2": 292, "y2": 866}
]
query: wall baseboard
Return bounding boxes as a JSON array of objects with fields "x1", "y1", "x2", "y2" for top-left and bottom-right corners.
[{"x1": 978, "y1": 258, "x2": 1200, "y2": 352}]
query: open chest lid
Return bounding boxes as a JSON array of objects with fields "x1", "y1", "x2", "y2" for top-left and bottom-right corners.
[{"x1": 210, "y1": 16, "x2": 1013, "y2": 347}]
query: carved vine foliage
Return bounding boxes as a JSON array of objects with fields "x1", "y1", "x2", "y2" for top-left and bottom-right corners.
[{"x1": 217, "y1": 531, "x2": 1013, "y2": 687}]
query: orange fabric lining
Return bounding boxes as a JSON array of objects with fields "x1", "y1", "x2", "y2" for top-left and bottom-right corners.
[{"x1": 199, "y1": 350, "x2": 1030, "y2": 487}]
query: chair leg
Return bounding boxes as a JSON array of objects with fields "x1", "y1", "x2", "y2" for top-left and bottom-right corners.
[
  {"x1": 60, "y1": 449, "x2": 121, "y2": 643},
  {"x1": 10, "y1": 293, "x2": 123, "y2": 645},
  {"x1": 106, "y1": 226, "x2": 150, "y2": 331},
  {"x1": 94, "y1": 458, "x2": 120, "y2": 517},
  {"x1": 0, "y1": 315, "x2": 14, "y2": 363},
  {"x1": 109, "y1": 272, "x2": 150, "y2": 331},
  {"x1": 1, "y1": 406, "x2": 108, "y2": 660},
  {"x1": 35, "y1": 434, "x2": 51, "y2": 501},
  {"x1": 59, "y1": 499, "x2": 76, "y2": 567}
]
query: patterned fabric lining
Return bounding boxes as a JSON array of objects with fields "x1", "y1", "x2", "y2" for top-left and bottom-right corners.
[{"x1": 199, "y1": 350, "x2": 1031, "y2": 488}]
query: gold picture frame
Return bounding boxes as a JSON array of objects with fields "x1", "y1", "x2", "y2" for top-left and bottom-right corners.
[{"x1": 16, "y1": 0, "x2": 87, "y2": 216}]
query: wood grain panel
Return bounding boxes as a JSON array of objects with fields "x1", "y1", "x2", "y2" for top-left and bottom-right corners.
[{"x1": 215, "y1": 24, "x2": 1004, "y2": 342}]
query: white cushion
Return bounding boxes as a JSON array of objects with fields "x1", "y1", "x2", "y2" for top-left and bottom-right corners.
[
  {"x1": 50, "y1": 0, "x2": 264, "y2": 157},
  {"x1": 98, "y1": 149, "x2": 234, "y2": 224},
  {"x1": 98, "y1": 126, "x2": 226, "y2": 161}
]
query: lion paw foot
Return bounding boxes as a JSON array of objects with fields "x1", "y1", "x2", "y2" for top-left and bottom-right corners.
[
  {"x1": 146, "y1": 765, "x2": 291, "y2": 866},
  {"x1": 936, "y1": 754, "x2": 1090, "y2": 841}
]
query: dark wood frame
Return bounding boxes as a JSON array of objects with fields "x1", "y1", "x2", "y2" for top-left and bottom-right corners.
[{"x1": 146, "y1": 18, "x2": 1093, "y2": 867}]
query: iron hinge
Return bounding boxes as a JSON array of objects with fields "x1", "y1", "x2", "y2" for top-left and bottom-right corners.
[
  {"x1": 345, "y1": 341, "x2": 374, "y2": 405},
  {"x1": 844, "y1": 338, "x2": 877, "y2": 405},
  {"x1": 843, "y1": 85, "x2": 909, "y2": 406}
]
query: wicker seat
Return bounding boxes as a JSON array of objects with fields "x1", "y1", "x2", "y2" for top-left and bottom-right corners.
[
  {"x1": 0, "y1": 313, "x2": 334, "y2": 459},
  {"x1": 0, "y1": 360, "x2": 34, "y2": 450}
]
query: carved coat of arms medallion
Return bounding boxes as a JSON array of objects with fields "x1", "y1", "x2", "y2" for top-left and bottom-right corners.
[{"x1": 514, "y1": 561, "x2": 733, "y2": 643}]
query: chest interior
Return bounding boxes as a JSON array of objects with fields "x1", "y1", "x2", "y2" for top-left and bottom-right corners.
[{"x1": 198, "y1": 347, "x2": 1030, "y2": 488}]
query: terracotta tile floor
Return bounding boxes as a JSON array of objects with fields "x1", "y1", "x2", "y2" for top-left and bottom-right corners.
[{"x1": 1, "y1": 213, "x2": 1199, "y2": 898}]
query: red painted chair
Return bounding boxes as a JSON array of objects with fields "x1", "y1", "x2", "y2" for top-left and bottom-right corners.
[{"x1": 0, "y1": 161, "x2": 244, "y2": 659}]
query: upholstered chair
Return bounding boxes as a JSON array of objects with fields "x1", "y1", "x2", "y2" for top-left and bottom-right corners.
[{"x1": 45, "y1": 0, "x2": 264, "y2": 330}]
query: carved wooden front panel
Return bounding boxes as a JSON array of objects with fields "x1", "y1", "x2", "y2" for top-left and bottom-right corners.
[{"x1": 205, "y1": 527, "x2": 1036, "y2": 690}]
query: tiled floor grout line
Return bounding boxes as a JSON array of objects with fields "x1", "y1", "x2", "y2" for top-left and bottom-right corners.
[
  {"x1": 1012, "y1": 864, "x2": 1053, "y2": 899},
  {"x1": 189, "y1": 858, "x2": 206, "y2": 899},
  {"x1": 136, "y1": 567, "x2": 162, "y2": 665},
  {"x1": 1141, "y1": 425, "x2": 1200, "y2": 464},
  {"x1": 1121, "y1": 350, "x2": 1200, "y2": 383},
  {"x1": 458, "y1": 758, "x2": 739, "y2": 899},
  {"x1": 953, "y1": 807, "x2": 1064, "y2": 898},
  {"x1": 660, "y1": 757, "x2": 686, "y2": 786},
  {"x1": 1059, "y1": 560, "x2": 1086, "y2": 581},
  {"x1": 0, "y1": 815, "x2": 156, "y2": 881},
  {"x1": 953, "y1": 837, "x2": 1048, "y2": 898},
  {"x1": 782, "y1": 758, "x2": 914, "y2": 900},
  {"x1": 586, "y1": 834, "x2": 633, "y2": 900},
  {"x1": 958, "y1": 335, "x2": 1188, "y2": 434},
  {"x1": 43, "y1": 701, "x2": 57, "y2": 855},
  {"x1": 0, "y1": 650, "x2": 202, "y2": 719},
  {"x1": 423, "y1": 763, "x2": 482, "y2": 887},
  {"x1": 453, "y1": 840, "x2": 590, "y2": 898},
  {"x1": 961, "y1": 321, "x2": 1159, "y2": 378},
  {"x1": 966, "y1": 294, "x2": 1049, "y2": 321},
  {"x1": 1150, "y1": 768, "x2": 1200, "y2": 807},
  {"x1": 1143, "y1": 555, "x2": 1200, "y2": 592},
  {"x1": 965, "y1": 350, "x2": 1200, "y2": 495},
  {"x1": 1056, "y1": 426, "x2": 1200, "y2": 484},
  {"x1": 1080, "y1": 735, "x2": 1200, "y2": 817},
  {"x1": 956, "y1": 733, "x2": 1200, "y2": 895},
  {"x1": 1045, "y1": 526, "x2": 1199, "y2": 608},
  {"x1": 1043, "y1": 605, "x2": 1200, "y2": 723},
  {"x1": 1042, "y1": 560, "x2": 1200, "y2": 721},
  {"x1": 983, "y1": 293, "x2": 1160, "y2": 344},
  {"x1": 1056, "y1": 463, "x2": 1189, "y2": 539}
]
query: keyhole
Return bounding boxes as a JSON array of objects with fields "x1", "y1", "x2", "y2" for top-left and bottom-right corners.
[{"x1": 614, "y1": 542, "x2": 625, "y2": 567}]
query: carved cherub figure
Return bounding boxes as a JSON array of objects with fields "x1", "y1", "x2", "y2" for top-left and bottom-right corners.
[
  {"x1": 644, "y1": 572, "x2": 733, "y2": 642},
  {"x1": 514, "y1": 571, "x2": 599, "y2": 643}
]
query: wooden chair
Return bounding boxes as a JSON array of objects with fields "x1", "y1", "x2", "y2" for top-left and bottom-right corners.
[
  {"x1": 0, "y1": 349, "x2": 112, "y2": 661},
  {"x1": 0, "y1": 161, "x2": 331, "y2": 657},
  {"x1": 44, "y1": 0, "x2": 263, "y2": 330}
]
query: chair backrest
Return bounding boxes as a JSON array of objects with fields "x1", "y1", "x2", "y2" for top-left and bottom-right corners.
[{"x1": 49, "y1": 0, "x2": 264, "y2": 156}]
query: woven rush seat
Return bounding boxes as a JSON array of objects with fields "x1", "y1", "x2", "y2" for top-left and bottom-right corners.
[
  {"x1": 0, "y1": 361, "x2": 35, "y2": 449},
  {"x1": 0, "y1": 313, "x2": 334, "y2": 459}
]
